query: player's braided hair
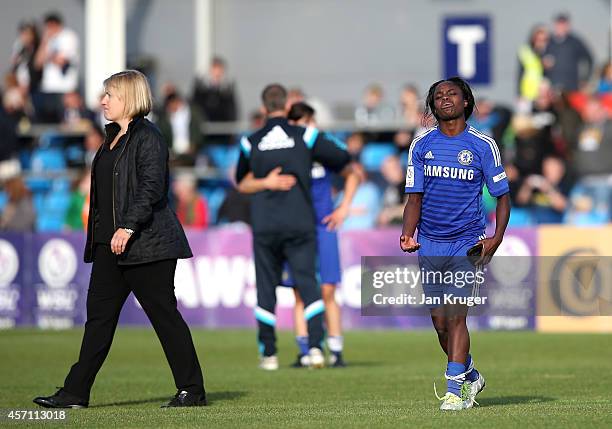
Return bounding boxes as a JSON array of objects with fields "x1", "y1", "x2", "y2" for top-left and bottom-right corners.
[{"x1": 423, "y1": 76, "x2": 475, "y2": 124}]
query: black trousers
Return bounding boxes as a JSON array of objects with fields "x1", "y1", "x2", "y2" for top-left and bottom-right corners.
[
  {"x1": 63, "y1": 244, "x2": 204, "y2": 400},
  {"x1": 253, "y1": 231, "x2": 325, "y2": 356}
]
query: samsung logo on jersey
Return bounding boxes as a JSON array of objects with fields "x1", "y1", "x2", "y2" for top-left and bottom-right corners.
[{"x1": 424, "y1": 165, "x2": 474, "y2": 180}]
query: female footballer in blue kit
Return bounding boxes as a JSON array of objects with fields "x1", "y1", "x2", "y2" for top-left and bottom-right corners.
[{"x1": 400, "y1": 77, "x2": 511, "y2": 410}]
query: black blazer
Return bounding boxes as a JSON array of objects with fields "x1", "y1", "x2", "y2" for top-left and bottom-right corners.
[{"x1": 84, "y1": 116, "x2": 193, "y2": 264}]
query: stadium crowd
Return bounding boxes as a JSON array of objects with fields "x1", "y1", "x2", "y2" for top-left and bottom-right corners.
[{"x1": 1, "y1": 11, "x2": 612, "y2": 233}]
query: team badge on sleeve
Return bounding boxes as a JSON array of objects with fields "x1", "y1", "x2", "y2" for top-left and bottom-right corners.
[
  {"x1": 457, "y1": 150, "x2": 474, "y2": 166},
  {"x1": 405, "y1": 166, "x2": 414, "y2": 187}
]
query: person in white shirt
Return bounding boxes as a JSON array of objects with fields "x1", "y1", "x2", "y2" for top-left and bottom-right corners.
[{"x1": 34, "y1": 12, "x2": 79, "y2": 122}]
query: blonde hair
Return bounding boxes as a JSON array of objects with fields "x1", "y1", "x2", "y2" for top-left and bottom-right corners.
[{"x1": 103, "y1": 70, "x2": 153, "y2": 119}]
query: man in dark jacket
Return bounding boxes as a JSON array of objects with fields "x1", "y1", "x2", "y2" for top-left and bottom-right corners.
[
  {"x1": 236, "y1": 84, "x2": 350, "y2": 370},
  {"x1": 156, "y1": 91, "x2": 206, "y2": 166},
  {"x1": 544, "y1": 13, "x2": 593, "y2": 91},
  {"x1": 192, "y1": 56, "x2": 238, "y2": 122}
]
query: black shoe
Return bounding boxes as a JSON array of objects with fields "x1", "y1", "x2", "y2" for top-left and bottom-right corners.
[
  {"x1": 161, "y1": 390, "x2": 207, "y2": 408},
  {"x1": 33, "y1": 388, "x2": 88, "y2": 409},
  {"x1": 330, "y1": 352, "x2": 347, "y2": 368},
  {"x1": 291, "y1": 354, "x2": 309, "y2": 368}
]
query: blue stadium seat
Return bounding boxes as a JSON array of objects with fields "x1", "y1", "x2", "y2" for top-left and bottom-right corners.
[
  {"x1": 0, "y1": 191, "x2": 7, "y2": 212},
  {"x1": 30, "y1": 148, "x2": 66, "y2": 171},
  {"x1": 37, "y1": 215, "x2": 65, "y2": 232},
  {"x1": 205, "y1": 145, "x2": 240, "y2": 172},
  {"x1": 65, "y1": 146, "x2": 85, "y2": 165},
  {"x1": 33, "y1": 193, "x2": 46, "y2": 214},
  {"x1": 52, "y1": 177, "x2": 72, "y2": 193},
  {"x1": 199, "y1": 187, "x2": 227, "y2": 225},
  {"x1": 44, "y1": 191, "x2": 71, "y2": 212},
  {"x1": 35, "y1": 186, "x2": 71, "y2": 231},
  {"x1": 507, "y1": 207, "x2": 534, "y2": 227},
  {"x1": 360, "y1": 143, "x2": 396, "y2": 171},
  {"x1": 19, "y1": 149, "x2": 32, "y2": 170},
  {"x1": 39, "y1": 131, "x2": 67, "y2": 148},
  {"x1": 26, "y1": 177, "x2": 53, "y2": 193}
]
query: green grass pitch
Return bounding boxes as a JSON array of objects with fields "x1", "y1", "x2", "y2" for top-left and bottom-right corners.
[{"x1": 1, "y1": 329, "x2": 611, "y2": 428}]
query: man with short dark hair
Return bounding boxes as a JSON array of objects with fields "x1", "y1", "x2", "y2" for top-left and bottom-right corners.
[{"x1": 236, "y1": 84, "x2": 350, "y2": 370}]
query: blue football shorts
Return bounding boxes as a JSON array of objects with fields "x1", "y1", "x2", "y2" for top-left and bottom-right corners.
[{"x1": 417, "y1": 234, "x2": 484, "y2": 308}]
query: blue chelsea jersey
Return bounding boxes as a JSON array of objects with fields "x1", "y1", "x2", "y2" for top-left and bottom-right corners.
[
  {"x1": 404, "y1": 126, "x2": 509, "y2": 241},
  {"x1": 311, "y1": 162, "x2": 334, "y2": 224}
]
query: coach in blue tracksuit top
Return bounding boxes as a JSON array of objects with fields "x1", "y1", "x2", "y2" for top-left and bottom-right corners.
[
  {"x1": 400, "y1": 77, "x2": 510, "y2": 410},
  {"x1": 235, "y1": 84, "x2": 350, "y2": 366}
]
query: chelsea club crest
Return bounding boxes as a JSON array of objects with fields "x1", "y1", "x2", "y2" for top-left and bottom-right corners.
[{"x1": 457, "y1": 150, "x2": 473, "y2": 166}]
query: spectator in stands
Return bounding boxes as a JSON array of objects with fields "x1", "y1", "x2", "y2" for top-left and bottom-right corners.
[
  {"x1": 393, "y1": 128, "x2": 413, "y2": 160},
  {"x1": 172, "y1": 173, "x2": 209, "y2": 229},
  {"x1": 249, "y1": 110, "x2": 265, "y2": 130},
  {"x1": 393, "y1": 84, "x2": 423, "y2": 159},
  {"x1": 83, "y1": 122, "x2": 104, "y2": 167},
  {"x1": 552, "y1": 90, "x2": 582, "y2": 158},
  {"x1": 355, "y1": 83, "x2": 396, "y2": 125},
  {"x1": 92, "y1": 91, "x2": 108, "y2": 129},
  {"x1": 346, "y1": 132, "x2": 365, "y2": 161},
  {"x1": 192, "y1": 56, "x2": 238, "y2": 122},
  {"x1": 572, "y1": 96, "x2": 612, "y2": 177},
  {"x1": 286, "y1": 88, "x2": 304, "y2": 110},
  {"x1": 512, "y1": 80, "x2": 558, "y2": 175},
  {"x1": 0, "y1": 176, "x2": 36, "y2": 232},
  {"x1": 517, "y1": 25, "x2": 549, "y2": 104},
  {"x1": 62, "y1": 91, "x2": 95, "y2": 128},
  {"x1": 516, "y1": 155, "x2": 571, "y2": 223},
  {"x1": 565, "y1": 188, "x2": 609, "y2": 226},
  {"x1": 285, "y1": 87, "x2": 334, "y2": 126},
  {"x1": 398, "y1": 84, "x2": 422, "y2": 130},
  {"x1": 10, "y1": 21, "x2": 42, "y2": 101},
  {"x1": 543, "y1": 13, "x2": 593, "y2": 92},
  {"x1": 377, "y1": 155, "x2": 406, "y2": 226},
  {"x1": 504, "y1": 162, "x2": 524, "y2": 206},
  {"x1": 34, "y1": 12, "x2": 79, "y2": 123},
  {"x1": 469, "y1": 99, "x2": 500, "y2": 137},
  {"x1": 469, "y1": 99, "x2": 513, "y2": 162},
  {"x1": 64, "y1": 169, "x2": 91, "y2": 231},
  {"x1": 0, "y1": 84, "x2": 21, "y2": 179},
  {"x1": 157, "y1": 91, "x2": 205, "y2": 166},
  {"x1": 2, "y1": 73, "x2": 29, "y2": 125},
  {"x1": 340, "y1": 163, "x2": 381, "y2": 230},
  {"x1": 596, "y1": 62, "x2": 612, "y2": 94}
]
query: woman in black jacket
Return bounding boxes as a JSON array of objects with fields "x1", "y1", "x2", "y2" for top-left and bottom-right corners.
[{"x1": 34, "y1": 70, "x2": 206, "y2": 408}]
